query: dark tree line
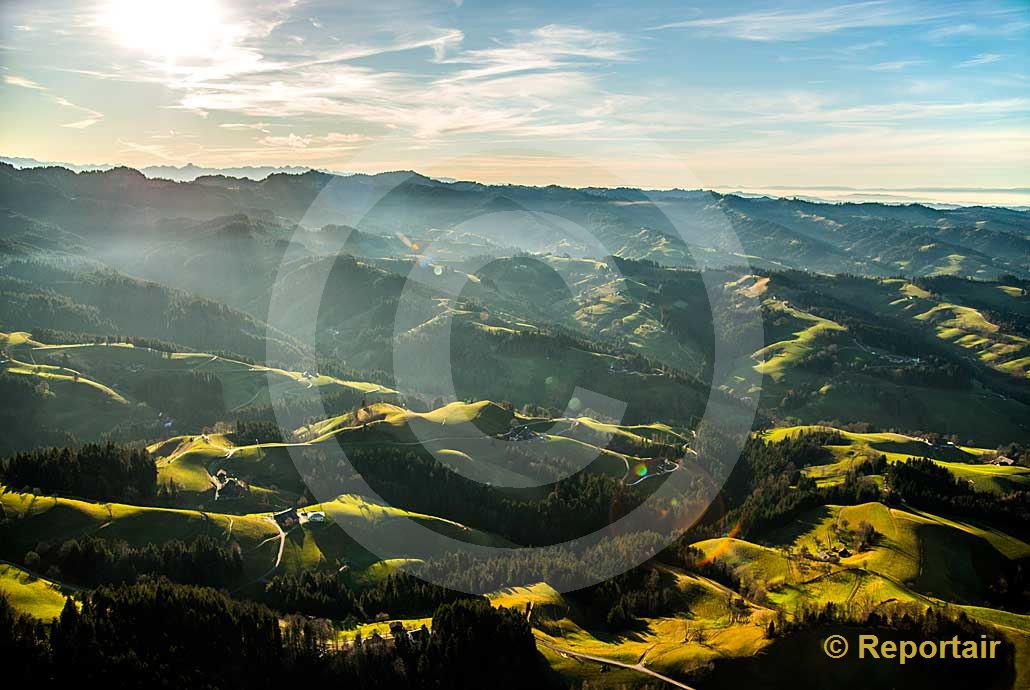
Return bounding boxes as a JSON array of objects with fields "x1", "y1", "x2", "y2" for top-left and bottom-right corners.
[
  {"x1": 261, "y1": 570, "x2": 477, "y2": 623},
  {"x1": 1, "y1": 582, "x2": 553, "y2": 690},
  {"x1": 568, "y1": 565, "x2": 680, "y2": 630},
  {"x1": 410, "y1": 532, "x2": 668, "y2": 594},
  {"x1": 885, "y1": 458, "x2": 1029, "y2": 528},
  {"x1": 2, "y1": 260, "x2": 311, "y2": 363},
  {"x1": 1, "y1": 442, "x2": 155, "y2": 501},
  {"x1": 710, "y1": 433, "x2": 882, "y2": 538},
  {"x1": 228, "y1": 419, "x2": 285, "y2": 444},
  {"x1": 125, "y1": 371, "x2": 225, "y2": 428},
  {"x1": 299, "y1": 444, "x2": 657, "y2": 547},
  {"x1": 26, "y1": 534, "x2": 243, "y2": 588},
  {"x1": 0, "y1": 373, "x2": 77, "y2": 455}
]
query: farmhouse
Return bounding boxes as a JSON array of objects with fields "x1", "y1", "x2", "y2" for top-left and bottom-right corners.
[
  {"x1": 219, "y1": 477, "x2": 248, "y2": 499},
  {"x1": 213, "y1": 469, "x2": 249, "y2": 500},
  {"x1": 501, "y1": 426, "x2": 543, "y2": 442},
  {"x1": 273, "y1": 507, "x2": 300, "y2": 530}
]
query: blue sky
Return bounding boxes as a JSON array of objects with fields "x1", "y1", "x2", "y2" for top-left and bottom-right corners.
[{"x1": 0, "y1": 0, "x2": 1027, "y2": 189}]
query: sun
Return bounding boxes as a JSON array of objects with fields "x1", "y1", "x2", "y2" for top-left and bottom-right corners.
[{"x1": 100, "y1": 0, "x2": 229, "y2": 61}]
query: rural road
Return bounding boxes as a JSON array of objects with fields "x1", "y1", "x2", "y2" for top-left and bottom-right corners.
[
  {"x1": 255, "y1": 518, "x2": 286, "y2": 581},
  {"x1": 536, "y1": 639, "x2": 698, "y2": 690}
]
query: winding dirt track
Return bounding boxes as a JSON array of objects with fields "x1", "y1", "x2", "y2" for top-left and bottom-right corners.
[
  {"x1": 254, "y1": 518, "x2": 286, "y2": 581},
  {"x1": 535, "y1": 638, "x2": 698, "y2": 690}
]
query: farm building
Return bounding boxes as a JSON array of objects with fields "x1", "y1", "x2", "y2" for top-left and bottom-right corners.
[
  {"x1": 273, "y1": 508, "x2": 300, "y2": 530},
  {"x1": 213, "y1": 469, "x2": 249, "y2": 500}
]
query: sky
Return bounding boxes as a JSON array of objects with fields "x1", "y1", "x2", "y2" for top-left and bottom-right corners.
[{"x1": 0, "y1": 0, "x2": 1028, "y2": 190}]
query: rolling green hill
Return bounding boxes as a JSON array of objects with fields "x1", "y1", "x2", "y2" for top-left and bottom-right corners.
[
  {"x1": 721, "y1": 272, "x2": 1030, "y2": 444},
  {"x1": 0, "y1": 490, "x2": 281, "y2": 581},
  {"x1": 0, "y1": 562, "x2": 69, "y2": 620},
  {"x1": 151, "y1": 399, "x2": 683, "y2": 508},
  {"x1": 763, "y1": 425, "x2": 1030, "y2": 493},
  {"x1": 0, "y1": 330, "x2": 394, "y2": 452},
  {"x1": 0, "y1": 488, "x2": 505, "y2": 587},
  {"x1": 692, "y1": 502, "x2": 1030, "y2": 686}
]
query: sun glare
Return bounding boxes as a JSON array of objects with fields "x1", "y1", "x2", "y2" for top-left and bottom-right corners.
[{"x1": 100, "y1": 0, "x2": 228, "y2": 61}]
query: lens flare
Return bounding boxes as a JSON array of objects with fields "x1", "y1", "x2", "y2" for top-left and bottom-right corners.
[{"x1": 697, "y1": 521, "x2": 742, "y2": 567}]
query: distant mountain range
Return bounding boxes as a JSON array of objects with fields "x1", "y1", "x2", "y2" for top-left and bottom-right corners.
[
  {"x1": 713, "y1": 184, "x2": 1030, "y2": 209},
  {"x1": 4, "y1": 156, "x2": 1029, "y2": 209},
  {"x1": 1, "y1": 161, "x2": 1026, "y2": 281},
  {"x1": 0, "y1": 159, "x2": 1027, "y2": 444},
  {"x1": 0, "y1": 156, "x2": 317, "y2": 182}
]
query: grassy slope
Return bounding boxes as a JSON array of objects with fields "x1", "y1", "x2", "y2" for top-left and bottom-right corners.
[
  {"x1": 753, "y1": 299, "x2": 846, "y2": 381},
  {"x1": 0, "y1": 331, "x2": 397, "y2": 445},
  {"x1": 150, "y1": 434, "x2": 233, "y2": 493},
  {"x1": 495, "y1": 568, "x2": 774, "y2": 681},
  {"x1": 484, "y1": 493, "x2": 1030, "y2": 686},
  {"x1": 694, "y1": 501, "x2": 1030, "y2": 687},
  {"x1": 753, "y1": 502, "x2": 1029, "y2": 603},
  {"x1": 4, "y1": 358, "x2": 127, "y2": 403},
  {"x1": 148, "y1": 400, "x2": 688, "y2": 537},
  {"x1": 295, "y1": 401, "x2": 644, "y2": 485},
  {"x1": 729, "y1": 277, "x2": 1029, "y2": 445},
  {"x1": 793, "y1": 379, "x2": 1029, "y2": 447},
  {"x1": 889, "y1": 279, "x2": 1030, "y2": 380},
  {"x1": 152, "y1": 435, "x2": 313, "y2": 504},
  {"x1": 763, "y1": 425, "x2": 1030, "y2": 493},
  {"x1": 0, "y1": 490, "x2": 281, "y2": 581},
  {"x1": 468, "y1": 255, "x2": 706, "y2": 373},
  {"x1": 0, "y1": 487, "x2": 509, "y2": 587},
  {"x1": 276, "y1": 494, "x2": 512, "y2": 575},
  {"x1": 1, "y1": 332, "x2": 152, "y2": 441},
  {"x1": 0, "y1": 562, "x2": 68, "y2": 620},
  {"x1": 27, "y1": 339, "x2": 396, "y2": 410},
  {"x1": 296, "y1": 400, "x2": 515, "y2": 442}
]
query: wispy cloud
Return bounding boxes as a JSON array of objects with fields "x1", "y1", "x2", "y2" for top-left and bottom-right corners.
[
  {"x1": 4, "y1": 75, "x2": 46, "y2": 90},
  {"x1": 845, "y1": 40, "x2": 887, "y2": 51},
  {"x1": 651, "y1": 87, "x2": 1030, "y2": 132},
  {"x1": 259, "y1": 131, "x2": 367, "y2": 148},
  {"x1": 438, "y1": 24, "x2": 633, "y2": 82},
  {"x1": 4, "y1": 74, "x2": 103, "y2": 127},
  {"x1": 927, "y1": 16, "x2": 1029, "y2": 41},
  {"x1": 142, "y1": 21, "x2": 635, "y2": 141},
  {"x1": 956, "y1": 53, "x2": 1004, "y2": 68},
  {"x1": 260, "y1": 133, "x2": 314, "y2": 148},
  {"x1": 3, "y1": 0, "x2": 1027, "y2": 188},
  {"x1": 652, "y1": 1, "x2": 953, "y2": 42},
  {"x1": 54, "y1": 97, "x2": 104, "y2": 128},
  {"x1": 219, "y1": 122, "x2": 273, "y2": 132},
  {"x1": 867, "y1": 60, "x2": 924, "y2": 71},
  {"x1": 927, "y1": 23, "x2": 978, "y2": 40}
]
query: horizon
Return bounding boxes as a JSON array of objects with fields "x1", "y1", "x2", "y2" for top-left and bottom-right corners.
[
  {"x1": 4, "y1": 154, "x2": 1030, "y2": 208},
  {"x1": 2, "y1": 4, "x2": 1030, "y2": 683},
  {"x1": 2, "y1": 0, "x2": 1028, "y2": 191}
]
